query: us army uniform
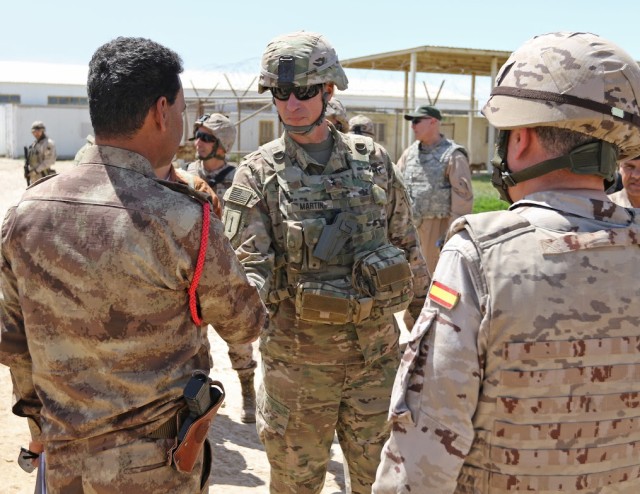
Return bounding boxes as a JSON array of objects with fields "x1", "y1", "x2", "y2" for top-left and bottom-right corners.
[
  {"x1": 0, "y1": 145, "x2": 266, "y2": 493},
  {"x1": 396, "y1": 137, "x2": 473, "y2": 275},
  {"x1": 373, "y1": 190, "x2": 640, "y2": 493},
  {"x1": 185, "y1": 159, "x2": 258, "y2": 409},
  {"x1": 223, "y1": 125, "x2": 430, "y2": 493},
  {"x1": 27, "y1": 131, "x2": 57, "y2": 183}
]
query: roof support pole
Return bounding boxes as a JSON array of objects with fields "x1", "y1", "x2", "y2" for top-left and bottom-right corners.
[
  {"x1": 467, "y1": 73, "x2": 476, "y2": 161},
  {"x1": 407, "y1": 51, "x2": 417, "y2": 149},
  {"x1": 486, "y1": 57, "x2": 499, "y2": 170},
  {"x1": 402, "y1": 69, "x2": 409, "y2": 151}
]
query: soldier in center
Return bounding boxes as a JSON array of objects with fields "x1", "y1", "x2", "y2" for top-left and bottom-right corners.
[{"x1": 222, "y1": 31, "x2": 430, "y2": 493}]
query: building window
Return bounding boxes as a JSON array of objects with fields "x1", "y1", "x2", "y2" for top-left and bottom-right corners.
[
  {"x1": 48, "y1": 96, "x2": 88, "y2": 105},
  {"x1": 0, "y1": 94, "x2": 20, "y2": 103},
  {"x1": 259, "y1": 120, "x2": 274, "y2": 146},
  {"x1": 373, "y1": 122, "x2": 386, "y2": 142}
]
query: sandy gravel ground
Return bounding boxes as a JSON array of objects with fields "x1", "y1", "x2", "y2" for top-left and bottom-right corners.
[{"x1": 0, "y1": 158, "x2": 348, "y2": 493}]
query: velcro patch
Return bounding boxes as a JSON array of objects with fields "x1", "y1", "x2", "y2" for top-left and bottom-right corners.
[
  {"x1": 428, "y1": 280, "x2": 460, "y2": 310},
  {"x1": 225, "y1": 185, "x2": 254, "y2": 206}
]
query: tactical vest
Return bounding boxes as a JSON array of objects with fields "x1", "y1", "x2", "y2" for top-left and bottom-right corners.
[
  {"x1": 259, "y1": 135, "x2": 413, "y2": 326},
  {"x1": 186, "y1": 160, "x2": 236, "y2": 206},
  {"x1": 402, "y1": 138, "x2": 466, "y2": 219},
  {"x1": 457, "y1": 209, "x2": 640, "y2": 492}
]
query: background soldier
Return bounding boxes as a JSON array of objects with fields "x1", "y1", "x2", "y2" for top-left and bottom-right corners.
[
  {"x1": 325, "y1": 98, "x2": 349, "y2": 132},
  {"x1": 184, "y1": 113, "x2": 258, "y2": 423},
  {"x1": 222, "y1": 31, "x2": 429, "y2": 493},
  {"x1": 348, "y1": 114, "x2": 375, "y2": 139},
  {"x1": 374, "y1": 31, "x2": 640, "y2": 493},
  {"x1": 609, "y1": 156, "x2": 640, "y2": 207},
  {"x1": 26, "y1": 121, "x2": 56, "y2": 184},
  {"x1": 396, "y1": 105, "x2": 473, "y2": 277},
  {"x1": 1, "y1": 36, "x2": 266, "y2": 493}
]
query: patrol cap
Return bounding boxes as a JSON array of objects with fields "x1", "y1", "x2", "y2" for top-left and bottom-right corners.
[
  {"x1": 483, "y1": 32, "x2": 640, "y2": 160},
  {"x1": 404, "y1": 105, "x2": 442, "y2": 121},
  {"x1": 31, "y1": 121, "x2": 46, "y2": 130},
  {"x1": 349, "y1": 115, "x2": 375, "y2": 137},
  {"x1": 191, "y1": 113, "x2": 236, "y2": 152},
  {"x1": 258, "y1": 31, "x2": 348, "y2": 94}
]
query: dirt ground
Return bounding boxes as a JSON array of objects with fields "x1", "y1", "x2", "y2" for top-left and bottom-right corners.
[{"x1": 0, "y1": 158, "x2": 349, "y2": 493}]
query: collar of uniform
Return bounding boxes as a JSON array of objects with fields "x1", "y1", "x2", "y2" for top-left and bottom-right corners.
[
  {"x1": 511, "y1": 189, "x2": 635, "y2": 225},
  {"x1": 418, "y1": 134, "x2": 444, "y2": 153},
  {"x1": 81, "y1": 145, "x2": 157, "y2": 178}
]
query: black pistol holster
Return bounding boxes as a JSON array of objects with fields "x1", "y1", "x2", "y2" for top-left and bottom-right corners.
[{"x1": 172, "y1": 371, "x2": 225, "y2": 473}]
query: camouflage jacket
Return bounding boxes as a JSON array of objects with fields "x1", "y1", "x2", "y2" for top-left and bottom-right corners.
[
  {"x1": 396, "y1": 136, "x2": 473, "y2": 223},
  {"x1": 185, "y1": 159, "x2": 237, "y2": 207},
  {"x1": 0, "y1": 145, "x2": 266, "y2": 446},
  {"x1": 223, "y1": 127, "x2": 429, "y2": 365},
  {"x1": 374, "y1": 190, "x2": 640, "y2": 493},
  {"x1": 28, "y1": 135, "x2": 56, "y2": 172}
]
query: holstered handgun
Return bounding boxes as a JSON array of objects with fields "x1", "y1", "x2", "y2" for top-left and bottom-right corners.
[
  {"x1": 172, "y1": 372, "x2": 225, "y2": 473},
  {"x1": 313, "y1": 212, "x2": 357, "y2": 262}
]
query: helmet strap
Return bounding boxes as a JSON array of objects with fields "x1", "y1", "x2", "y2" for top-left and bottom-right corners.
[
  {"x1": 492, "y1": 135, "x2": 618, "y2": 203},
  {"x1": 277, "y1": 91, "x2": 330, "y2": 135}
]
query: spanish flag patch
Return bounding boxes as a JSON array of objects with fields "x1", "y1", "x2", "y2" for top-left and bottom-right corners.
[{"x1": 428, "y1": 280, "x2": 460, "y2": 310}]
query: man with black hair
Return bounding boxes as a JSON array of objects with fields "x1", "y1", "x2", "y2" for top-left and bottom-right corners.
[{"x1": 1, "y1": 36, "x2": 265, "y2": 493}]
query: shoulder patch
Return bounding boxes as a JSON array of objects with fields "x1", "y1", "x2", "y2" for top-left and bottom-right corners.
[
  {"x1": 224, "y1": 184, "x2": 257, "y2": 207},
  {"x1": 428, "y1": 280, "x2": 460, "y2": 310}
]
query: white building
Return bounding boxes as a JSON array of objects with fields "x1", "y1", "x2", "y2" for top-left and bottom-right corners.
[{"x1": 1, "y1": 60, "x2": 490, "y2": 163}]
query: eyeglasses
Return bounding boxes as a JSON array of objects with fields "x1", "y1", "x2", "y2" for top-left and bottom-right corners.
[
  {"x1": 270, "y1": 84, "x2": 323, "y2": 101},
  {"x1": 194, "y1": 131, "x2": 218, "y2": 144},
  {"x1": 411, "y1": 118, "x2": 428, "y2": 125}
]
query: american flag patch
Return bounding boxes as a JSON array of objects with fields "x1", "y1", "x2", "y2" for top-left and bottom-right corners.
[{"x1": 428, "y1": 281, "x2": 460, "y2": 310}]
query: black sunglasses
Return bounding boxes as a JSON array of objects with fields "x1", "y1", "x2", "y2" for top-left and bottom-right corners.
[
  {"x1": 194, "y1": 131, "x2": 218, "y2": 144},
  {"x1": 270, "y1": 84, "x2": 323, "y2": 101}
]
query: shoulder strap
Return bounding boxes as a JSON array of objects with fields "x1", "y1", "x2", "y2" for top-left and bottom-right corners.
[
  {"x1": 454, "y1": 210, "x2": 534, "y2": 248},
  {"x1": 209, "y1": 164, "x2": 237, "y2": 186},
  {"x1": 345, "y1": 134, "x2": 374, "y2": 164},
  {"x1": 440, "y1": 140, "x2": 468, "y2": 164}
]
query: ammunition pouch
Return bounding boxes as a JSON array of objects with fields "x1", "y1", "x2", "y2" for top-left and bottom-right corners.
[
  {"x1": 353, "y1": 244, "x2": 414, "y2": 315},
  {"x1": 294, "y1": 279, "x2": 373, "y2": 325},
  {"x1": 171, "y1": 380, "x2": 225, "y2": 474}
]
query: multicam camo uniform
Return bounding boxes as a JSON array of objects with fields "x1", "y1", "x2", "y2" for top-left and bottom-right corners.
[
  {"x1": 185, "y1": 159, "x2": 257, "y2": 380},
  {"x1": 396, "y1": 138, "x2": 473, "y2": 275},
  {"x1": 373, "y1": 190, "x2": 640, "y2": 493},
  {"x1": 223, "y1": 126, "x2": 430, "y2": 494},
  {"x1": 0, "y1": 145, "x2": 266, "y2": 493},
  {"x1": 27, "y1": 134, "x2": 57, "y2": 183}
]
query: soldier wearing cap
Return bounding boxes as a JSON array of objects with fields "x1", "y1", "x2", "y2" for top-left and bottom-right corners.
[
  {"x1": 26, "y1": 120, "x2": 57, "y2": 183},
  {"x1": 609, "y1": 156, "x2": 640, "y2": 207},
  {"x1": 397, "y1": 105, "x2": 473, "y2": 278},
  {"x1": 349, "y1": 114, "x2": 375, "y2": 139},
  {"x1": 184, "y1": 113, "x2": 258, "y2": 423},
  {"x1": 222, "y1": 30, "x2": 429, "y2": 493},
  {"x1": 325, "y1": 98, "x2": 349, "y2": 132},
  {"x1": 374, "y1": 32, "x2": 640, "y2": 493}
]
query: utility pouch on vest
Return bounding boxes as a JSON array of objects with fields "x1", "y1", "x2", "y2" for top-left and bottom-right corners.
[
  {"x1": 353, "y1": 244, "x2": 413, "y2": 314},
  {"x1": 172, "y1": 373, "x2": 225, "y2": 473},
  {"x1": 295, "y1": 280, "x2": 357, "y2": 325}
]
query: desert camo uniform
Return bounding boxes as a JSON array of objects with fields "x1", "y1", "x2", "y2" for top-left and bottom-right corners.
[
  {"x1": 374, "y1": 32, "x2": 640, "y2": 494},
  {"x1": 222, "y1": 31, "x2": 430, "y2": 494},
  {"x1": 0, "y1": 145, "x2": 266, "y2": 492},
  {"x1": 27, "y1": 120, "x2": 57, "y2": 183}
]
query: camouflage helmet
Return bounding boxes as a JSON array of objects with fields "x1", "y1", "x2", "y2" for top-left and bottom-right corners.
[
  {"x1": 326, "y1": 99, "x2": 348, "y2": 131},
  {"x1": 31, "y1": 121, "x2": 46, "y2": 130},
  {"x1": 192, "y1": 113, "x2": 236, "y2": 152},
  {"x1": 483, "y1": 32, "x2": 640, "y2": 160},
  {"x1": 258, "y1": 31, "x2": 348, "y2": 94},
  {"x1": 349, "y1": 115, "x2": 375, "y2": 138}
]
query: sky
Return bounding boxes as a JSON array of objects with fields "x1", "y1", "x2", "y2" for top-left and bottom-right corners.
[{"x1": 3, "y1": 0, "x2": 640, "y2": 103}]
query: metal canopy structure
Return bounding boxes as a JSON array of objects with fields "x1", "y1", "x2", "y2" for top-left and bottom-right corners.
[{"x1": 341, "y1": 45, "x2": 512, "y2": 163}]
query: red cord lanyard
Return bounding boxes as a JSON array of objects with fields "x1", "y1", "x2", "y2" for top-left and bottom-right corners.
[{"x1": 188, "y1": 202, "x2": 210, "y2": 325}]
